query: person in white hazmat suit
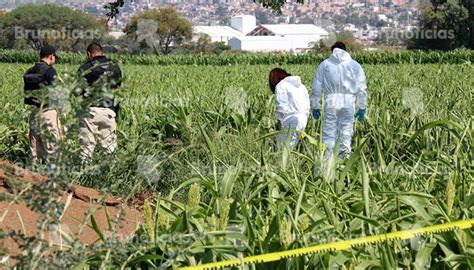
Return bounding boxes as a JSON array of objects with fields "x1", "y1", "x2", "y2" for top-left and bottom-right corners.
[
  {"x1": 311, "y1": 42, "x2": 368, "y2": 159},
  {"x1": 269, "y1": 68, "x2": 310, "y2": 149}
]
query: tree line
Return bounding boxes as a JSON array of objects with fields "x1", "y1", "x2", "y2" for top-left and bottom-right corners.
[
  {"x1": 0, "y1": 4, "x2": 231, "y2": 55},
  {"x1": 0, "y1": 0, "x2": 472, "y2": 53},
  {"x1": 104, "y1": 0, "x2": 473, "y2": 50}
]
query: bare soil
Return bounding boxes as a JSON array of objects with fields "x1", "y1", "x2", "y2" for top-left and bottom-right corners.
[{"x1": 0, "y1": 161, "x2": 143, "y2": 258}]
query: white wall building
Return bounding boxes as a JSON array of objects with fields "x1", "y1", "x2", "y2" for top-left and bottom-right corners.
[
  {"x1": 194, "y1": 15, "x2": 329, "y2": 53},
  {"x1": 244, "y1": 24, "x2": 329, "y2": 52},
  {"x1": 109, "y1": 31, "x2": 125, "y2": 39},
  {"x1": 228, "y1": 36, "x2": 291, "y2": 52},
  {"x1": 193, "y1": 25, "x2": 244, "y2": 44},
  {"x1": 193, "y1": 15, "x2": 255, "y2": 44},
  {"x1": 230, "y1": 15, "x2": 257, "y2": 35}
]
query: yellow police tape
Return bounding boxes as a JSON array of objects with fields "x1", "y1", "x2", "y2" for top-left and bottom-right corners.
[{"x1": 178, "y1": 219, "x2": 473, "y2": 270}]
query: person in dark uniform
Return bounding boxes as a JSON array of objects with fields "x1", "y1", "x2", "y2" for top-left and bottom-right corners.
[
  {"x1": 77, "y1": 42, "x2": 122, "y2": 163},
  {"x1": 23, "y1": 45, "x2": 60, "y2": 162}
]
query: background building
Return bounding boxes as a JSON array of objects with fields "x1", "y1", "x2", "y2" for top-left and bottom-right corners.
[{"x1": 195, "y1": 15, "x2": 329, "y2": 52}]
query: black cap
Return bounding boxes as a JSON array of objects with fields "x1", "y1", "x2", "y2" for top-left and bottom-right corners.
[{"x1": 40, "y1": 45, "x2": 57, "y2": 58}]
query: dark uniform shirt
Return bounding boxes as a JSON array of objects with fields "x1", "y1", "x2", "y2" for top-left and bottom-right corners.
[
  {"x1": 42, "y1": 63, "x2": 57, "y2": 85},
  {"x1": 78, "y1": 56, "x2": 122, "y2": 109},
  {"x1": 24, "y1": 61, "x2": 57, "y2": 107}
]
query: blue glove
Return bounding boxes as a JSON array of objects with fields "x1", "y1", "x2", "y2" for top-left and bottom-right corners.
[
  {"x1": 356, "y1": 109, "x2": 365, "y2": 121},
  {"x1": 312, "y1": 109, "x2": 321, "y2": 120}
]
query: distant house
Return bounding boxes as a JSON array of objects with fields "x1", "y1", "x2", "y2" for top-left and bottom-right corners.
[
  {"x1": 228, "y1": 36, "x2": 292, "y2": 52},
  {"x1": 194, "y1": 15, "x2": 329, "y2": 53},
  {"x1": 109, "y1": 31, "x2": 126, "y2": 39},
  {"x1": 193, "y1": 25, "x2": 244, "y2": 43},
  {"x1": 244, "y1": 24, "x2": 329, "y2": 52},
  {"x1": 193, "y1": 15, "x2": 255, "y2": 44},
  {"x1": 377, "y1": 14, "x2": 389, "y2": 22}
]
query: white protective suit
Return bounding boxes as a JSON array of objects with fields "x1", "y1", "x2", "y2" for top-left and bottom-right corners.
[
  {"x1": 275, "y1": 76, "x2": 310, "y2": 149},
  {"x1": 311, "y1": 48, "x2": 367, "y2": 157}
]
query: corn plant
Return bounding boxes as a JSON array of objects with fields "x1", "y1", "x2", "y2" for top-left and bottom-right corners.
[
  {"x1": 0, "y1": 49, "x2": 473, "y2": 65},
  {"x1": 0, "y1": 60, "x2": 472, "y2": 268}
]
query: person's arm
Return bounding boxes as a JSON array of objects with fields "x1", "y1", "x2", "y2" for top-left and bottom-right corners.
[
  {"x1": 356, "y1": 64, "x2": 368, "y2": 109},
  {"x1": 274, "y1": 85, "x2": 288, "y2": 123},
  {"x1": 111, "y1": 64, "x2": 122, "y2": 89},
  {"x1": 310, "y1": 63, "x2": 324, "y2": 110},
  {"x1": 77, "y1": 65, "x2": 84, "y2": 77},
  {"x1": 76, "y1": 65, "x2": 87, "y2": 96},
  {"x1": 301, "y1": 85, "x2": 311, "y2": 114},
  {"x1": 44, "y1": 68, "x2": 57, "y2": 85}
]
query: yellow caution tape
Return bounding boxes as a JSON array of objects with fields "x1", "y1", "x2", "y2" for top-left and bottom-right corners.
[{"x1": 178, "y1": 219, "x2": 473, "y2": 270}]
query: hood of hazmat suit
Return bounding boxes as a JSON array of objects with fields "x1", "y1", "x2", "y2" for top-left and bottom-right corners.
[
  {"x1": 275, "y1": 76, "x2": 310, "y2": 122},
  {"x1": 310, "y1": 48, "x2": 367, "y2": 110}
]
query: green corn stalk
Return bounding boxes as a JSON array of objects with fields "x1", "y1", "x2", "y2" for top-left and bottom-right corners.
[{"x1": 0, "y1": 59, "x2": 472, "y2": 269}]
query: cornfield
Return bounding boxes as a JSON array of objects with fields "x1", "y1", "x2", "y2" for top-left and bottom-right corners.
[
  {"x1": 0, "y1": 60, "x2": 472, "y2": 268},
  {"x1": 0, "y1": 49, "x2": 473, "y2": 65}
]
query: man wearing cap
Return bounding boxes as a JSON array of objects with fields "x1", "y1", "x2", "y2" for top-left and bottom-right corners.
[
  {"x1": 23, "y1": 45, "x2": 60, "y2": 163},
  {"x1": 77, "y1": 42, "x2": 122, "y2": 163}
]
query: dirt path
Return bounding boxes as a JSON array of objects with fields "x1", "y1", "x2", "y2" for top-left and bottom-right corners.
[{"x1": 0, "y1": 161, "x2": 142, "y2": 257}]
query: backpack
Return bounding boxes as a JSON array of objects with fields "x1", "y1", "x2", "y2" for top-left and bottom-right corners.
[
  {"x1": 23, "y1": 63, "x2": 52, "y2": 106},
  {"x1": 85, "y1": 59, "x2": 122, "y2": 89}
]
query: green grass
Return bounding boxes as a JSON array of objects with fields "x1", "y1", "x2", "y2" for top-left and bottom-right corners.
[{"x1": 0, "y1": 62, "x2": 472, "y2": 268}]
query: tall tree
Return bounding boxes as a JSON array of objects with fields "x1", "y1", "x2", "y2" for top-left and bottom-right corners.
[
  {"x1": 311, "y1": 31, "x2": 363, "y2": 53},
  {"x1": 460, "y1": 0, "x2": 473, "y2": 49},
  {"x1": 0, "y1": 4, "x2": 105, "y2": 51},
  {"x1": 410, "y1": 0, "x2": 470, "y2": 50},
  {"x1": 255, "y1": 7, "x2": 271, "y2": 24},
  {"x1": 124, "y1": 7, "x2": 192, "y2": 55}
]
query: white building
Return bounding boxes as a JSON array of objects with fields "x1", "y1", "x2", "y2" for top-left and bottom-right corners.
[
  {"x1": 193, "y1": 25, "x2": 244, "y2": 44},
  {"x1": 109, "y1": 31, "x2": 125, "y2": 39},
  {"x1": 378, "y1": 14, "x2": 389, "y2": 22},
  {"x1": 228, "y1": 36, "x2": 291, "y2": 52},
  {"x1": 230, "y1": 15, "x2": 257, "y2": 35},
  {"x1": 193, "y1": 15, "x2": 255, "y2": 44},
  {"x1": 243, "y1": 24, "x2": 329, "y2": 52},
  {"x1": 194, "y1": 15, "x2": 329, "y2": 53}
]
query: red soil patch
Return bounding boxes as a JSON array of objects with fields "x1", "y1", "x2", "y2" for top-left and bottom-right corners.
[
  {"x1": 0, "y1": 161, "x2": 143, "y2": 260},
  {"x1": 128, "y1": 189, "x2": 156, "y2": 211}
]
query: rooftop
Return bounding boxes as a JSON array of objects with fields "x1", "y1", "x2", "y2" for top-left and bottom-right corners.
[
  {"x1": 193, "y1": 25, "x2": 244, "y2": 37},
  {"x1": 260, "y1": 24, "x2": 329, "y2": 36}
]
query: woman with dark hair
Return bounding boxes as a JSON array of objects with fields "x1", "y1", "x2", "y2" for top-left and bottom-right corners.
[{"x1": 269, "y1": 68, "x2": 310, "y2": 149}]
